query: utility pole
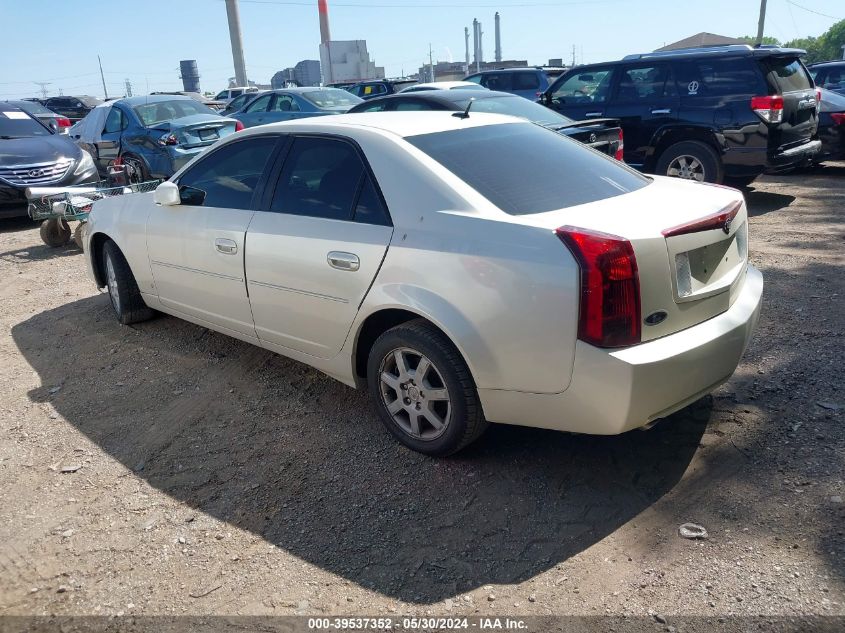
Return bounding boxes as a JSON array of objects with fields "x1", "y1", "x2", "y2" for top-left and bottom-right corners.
[
  {"x1": 571, "y1": 44, "x2": 576, "y2": 68},
  {"x1": 755, "y1": 0, "x2": 768, "y2": 46},
  {"x1": 464, "y1": 26, "x2": 470, "y2": 76},
  {"x1": 98, "y1": 55, "x2": 109, "y2": 100},
  {"x1": 429, "y1": 43, "x2": 435, "y2": 82},
  {"x1": 225, "y1": 0, "x2": 248, "y2": 87},
  {"x1": 33, "y1": 82, "x2": 51, "y2": 98}
]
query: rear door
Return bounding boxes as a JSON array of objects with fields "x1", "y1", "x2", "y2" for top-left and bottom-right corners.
[
  {"x1": 545, "y1": 66, "x2": 616, "y2": 120},
  {"x1": 245, "y1": 134, "x2": 393, "y2": 358},
  {"x1": 510, "y1": 71, "x2": 542, "y2": 99},
  {"x1": 146, "y1": 135, "x2": 281, "y2": 336},
  {"x1": 760, "y1": 56, "x2": 818, "y2": 150},
  {"x1": 604, "y1": 63, "x2": 679, "y2": 168},
  {"x1": 262, "y1": 93, "x2": 305, "y2": 123}
]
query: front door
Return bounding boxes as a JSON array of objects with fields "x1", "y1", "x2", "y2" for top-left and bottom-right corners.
[
  {"x1": 545, "y1": 66, "x2": 616, "y2": 121},
  {"x1": 245, "y1": 135, "x2": 393, "y2": 358},
  {"x1": 235, "y1": 93, "x2": 274, "y2": 128},
  {"x1": 146, "y1": 135, "x2": 281, "y2": 337},
  {"x1": 94, "y1": 106, "x2": 125, "y2": 173},
  {"x1": 604, "y1": 63, "x2": 680, "y2": 168}
]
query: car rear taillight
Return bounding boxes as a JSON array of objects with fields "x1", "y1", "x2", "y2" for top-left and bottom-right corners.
[
  {"x1": 555, "y1": 226, "x2": 641, "y2": 348},
  {"x1": 815, "y1": 87, "x2": 822, "y2": 107},
  {"x1": 614, "y1": 128, "x2": 624, "y2": 161},
  {"x1": 56, "y1": 116, "x2": 71, "y2": 129},
  {"x1": 751, "y1": 95, "x2": 784, "y2": 124},
  {"x1": 831, "y1": 113, "x2": 845, "y2": 126},
  {"x1": 158, "y1": 133, "x2": 179, "y2": 146},
  {"x1": 235, "y1": 120, "x2": 244, "y2": 132}
]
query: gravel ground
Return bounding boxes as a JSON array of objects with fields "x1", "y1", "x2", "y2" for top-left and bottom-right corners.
[{"x1": 0, "y1": 166, "x2": 842, "y2": 623}]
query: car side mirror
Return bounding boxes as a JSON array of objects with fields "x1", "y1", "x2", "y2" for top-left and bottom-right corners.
[{"x1": 153, "y1": 181, "x2": 181, "y2": 206}]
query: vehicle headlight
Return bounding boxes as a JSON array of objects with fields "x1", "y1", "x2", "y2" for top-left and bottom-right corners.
[{"x1": 73, "y1": 151, "x2": 95, "y2": 175}]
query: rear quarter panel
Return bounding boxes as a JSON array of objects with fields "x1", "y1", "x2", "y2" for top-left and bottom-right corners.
[{"x1": 352, "y1": 131, "x2": 579, "y2": 394}]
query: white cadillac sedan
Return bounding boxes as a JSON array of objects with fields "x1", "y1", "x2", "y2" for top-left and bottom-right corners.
[{"x1": 84, "y1": 112, "x2": 763, "y2": 456}]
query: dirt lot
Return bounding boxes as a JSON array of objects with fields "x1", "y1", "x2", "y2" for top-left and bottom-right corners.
[{"x1": 0, "y1": 166, "x2": 843, "y2": 623}]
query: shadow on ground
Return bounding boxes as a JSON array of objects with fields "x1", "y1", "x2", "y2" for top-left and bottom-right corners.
[{"x1": 12, "y1": 294, "x2": 709, "y2": 603}]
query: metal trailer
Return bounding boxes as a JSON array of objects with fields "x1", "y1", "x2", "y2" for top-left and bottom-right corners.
[{"x1": 26, "y1": 179, "x2": 160, "y2": 248}]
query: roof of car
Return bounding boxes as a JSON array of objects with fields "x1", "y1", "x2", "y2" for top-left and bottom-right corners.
[
  {"x1": 270, "y1": 87, "x2": 347, "y2": 94},
  {"x1": 808, "y1": 60, "x2": 845, "y2": 67},
  {"x1": 361, "y1": 89, "x2": 515, "y2": 105},
  {"x1": 620, "y1": 44, "x2": 807, "y2": 62},
  {"x1": 118, "y1": 94, "x2": 199, "y2": 106},
  {"x1": 237, "y1": 111, "x2": 524, "y2": 139},
  {"x1": 466, "y1": 68, "x2": 544, "y2": 74}
]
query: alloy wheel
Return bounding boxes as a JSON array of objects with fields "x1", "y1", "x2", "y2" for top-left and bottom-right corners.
[
  {"x1": 666, "y1": 155, "x2": 706, "y2": 181},
  {"x1": 378, "y1": 347, "x2": 451, "y2": 440}
]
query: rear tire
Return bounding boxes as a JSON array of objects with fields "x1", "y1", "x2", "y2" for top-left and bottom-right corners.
[
  {"x1": 367, "y1": 319, "x2": 488, "y2": 456},
  {"x1": 121, "y1": 154, "x2": 150, "y2": 184},
  {"x1": 656, "y1": 140, "x2": 723, "y2": 184},
  {"x1": 40, "y1": 218, "x2": 71, "y2": 248},
  {"x1": 101, "y1": 240, "x2": 154, "y2": 325}
]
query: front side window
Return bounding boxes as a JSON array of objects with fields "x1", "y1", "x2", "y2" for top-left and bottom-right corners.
[
  {"x1": 103, "y1": 108, "x2": 124, "y2": 134},
  {"x1": 270, "y1": 136, "x2": 388, "y2": 224},
  {"x1": 479, "y1": 73, "x2": 511, "y2": 91},
  {"x1": 464, "y1": 74, "x2": 482, "y2": 85},
  {"x1": 300, "y1": 89, "x2": 363, "y2": 108},
  {"x1": 407, "y1": 122, "x2": 649, "y2": 216},
  {"x1": 177, "y1": 136, "x2": 278, "y2": 209},
  {"x1": 551, "y1": 68, "x2": 615, "y2": 104}
]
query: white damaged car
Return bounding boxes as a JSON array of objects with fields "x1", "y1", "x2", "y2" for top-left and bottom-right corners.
[{"x1": 84, "y1": 112, "x2": 763, "y2": 455}]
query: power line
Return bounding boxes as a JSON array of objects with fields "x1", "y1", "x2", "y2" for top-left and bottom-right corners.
[{"x1": 785, "y1": 1, "x2": 841, "y2": 20}]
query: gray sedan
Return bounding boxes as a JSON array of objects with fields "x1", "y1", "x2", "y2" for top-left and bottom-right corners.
[{"x1": 230, "y1": 88, "x2": 363, "y2": 128}]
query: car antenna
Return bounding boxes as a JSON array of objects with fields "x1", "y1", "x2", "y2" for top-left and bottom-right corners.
[{"x1": 452, "y1": 98, "x2": 475, "y2": 119}]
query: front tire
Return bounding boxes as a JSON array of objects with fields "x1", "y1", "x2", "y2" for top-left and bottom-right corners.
[
  {"x1": 367, "y1": 320, "x2": 488, "y2": 456},
  {"x1": 656, "y1": 140, "x2": 723, "y2": 184},
  {"x1": 102, "y1": 241, "x2": 154, "y2": 325}
]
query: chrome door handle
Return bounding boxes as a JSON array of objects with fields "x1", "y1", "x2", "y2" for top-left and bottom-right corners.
[
  {"x1": 215, "y1": 238, "x2": 238, "y2": 255},
  {"x1": 586, "y1": 111, "x2": 603, "y2": 117},
  {"x1": 651, "y1": 108, "x2": 671, "y2": 114},
  {"x1": 327, "y1": 251, "x2": 360, "y2": 271}
]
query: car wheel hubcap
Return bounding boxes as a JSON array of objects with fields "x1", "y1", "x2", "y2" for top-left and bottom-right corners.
[
  {"x1": 667, "y1": 155, "x2": 705, "y2": 181},
  {"x1": 379, "y1": 347, "x2": 451, "y2": 441},
  {"x1": 105, "y1": 254, "x2": 120, "y2": 313}
]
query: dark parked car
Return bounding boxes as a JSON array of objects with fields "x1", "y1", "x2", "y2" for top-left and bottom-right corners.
[
  {"x1": 348, "y1": 79, "x2": 418, "y2": 100},
  {"x1": 808, "y1": 60, "x2": 845, "y2": 96},
  {"x1": 540, "y1": 45, "x2": 821, "y2": 186},
  {"x1": 230, "y1": 88, "x2": 363, "y2": 128},
  {"x1": 0, "y1": 105, "x2": 98, "y2": 218},
  {"x1": 43, "y1": 95, "x2": 102, "y2": 123},
  {"x1": 463, "y1": 67, "x2": 566, "y2": 100},
  {"x1": 348, "y1": 89, "x2": 624, "y2": 160},
  {"x1": 69, "y1": 95, "x2": 241, "y2": 181},
  {"x1": 816, "y1": 87, "x2": 845, "y2": 162},
  {"x1": 3, "y1": 100, "x2": 71, "y2": 134}
]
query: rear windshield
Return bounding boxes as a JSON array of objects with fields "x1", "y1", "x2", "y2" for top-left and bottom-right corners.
[
  {"x1": 300, "y1": 89, "x2": 363, "y2": 108},
  {"x1": 133, "y1": 100, "x2": 217, "y2": 126},
  {"x1": 407, "y1": 122, "x2": 649, "y2": 215},
  {"x1": 764, "y1": 58, "x2": 812, "y2": 93},
  {"x1": 0, "y1": 110, "x2": 52, "y2": 137},
  {"x1": 453, "y1": 95, "x2": 572, "y2": 126}
]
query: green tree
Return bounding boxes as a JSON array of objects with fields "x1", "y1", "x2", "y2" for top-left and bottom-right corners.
[
  {"x1": 785, "y1": 19, "x2": 845, "y2": 63},
  {"x1": 737, "y1": 35, "x2": 782, "y2": 46}
]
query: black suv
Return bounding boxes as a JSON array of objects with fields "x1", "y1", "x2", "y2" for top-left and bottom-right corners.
[
  {"x1": 348, "y1": 79, "x2": 418, "y2": 100},
  {"x1": 43, "y1": 95, "x2": 102, "y2": 123},
  {"x1": 541, "y1": 45, "x2": 821, "y2": 185}
]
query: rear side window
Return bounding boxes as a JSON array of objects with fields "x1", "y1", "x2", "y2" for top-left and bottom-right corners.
[
  {"x1": 480, "y1": 73, "x2": 511, "y2": 91},
  {"x1": 407, "y1": 123, "x2": 649, "y2": 216},
  {"x1": 675, "y1": 58, "x2": 763, "y2": 97},
  {"x1": 763, "y1": 58, "x2": 813, "y2": 93},
  {"x1": 512, "y1": 72, "x2": 540, "y2": 90}
]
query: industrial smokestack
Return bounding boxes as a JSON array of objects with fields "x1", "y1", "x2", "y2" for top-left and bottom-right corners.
[
  {"x1": 464, "y1": 26, "x2": 470, "y2": 75},
  {"x1": 318, "y1": 0, "x2": 331, "y2": 44},
  {"x1": 225, "y1": 0, "x2": 248, "y2": 87},
  {"x1": 472, "y1": 19, "x2": 479, "y2": 67},
  {"x1": 180, "y1": 60, "x2": 201, "y2": 93},
  {"x1": 478, "y1": 21, "x2": 483, "y2": 67},
  {"x1": 494, "y1": 12, "x2": 501, "y2": 63}
]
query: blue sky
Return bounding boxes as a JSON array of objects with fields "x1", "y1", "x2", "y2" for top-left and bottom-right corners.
[{"x1": 1, "y1": 0, "x2": 842, "y2": 99}]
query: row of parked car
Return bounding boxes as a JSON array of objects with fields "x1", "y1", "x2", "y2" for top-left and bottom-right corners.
[{"x1": 1, "y1": 44, "x2": 843, "y2": 219}]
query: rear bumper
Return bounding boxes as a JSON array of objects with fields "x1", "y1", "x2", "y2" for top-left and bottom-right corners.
[
  {"x1": 479, "y1": 265, "x2": 763, "y2": 434},
  {"x1": 766, "y1": 139, "x2": 822, "y2": 172}
]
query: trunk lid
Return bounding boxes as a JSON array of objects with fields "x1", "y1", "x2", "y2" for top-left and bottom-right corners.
[
  {"x1": 549, "y1": 118, "x2": 622, "y2": 157},
  {"x1": 760, "y1": 55, "x2": 818, "y2": 151},
  {"x1": 151, "y1": 114, "x2": 238, "y2": 149},
  {"x1": 517, "y1": 176, "x2": 749, "y2": 343}
]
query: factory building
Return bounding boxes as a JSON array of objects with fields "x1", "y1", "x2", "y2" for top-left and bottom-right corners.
[{"x1": 317, "y1": 0, "x2": 383, "y2": 85}]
